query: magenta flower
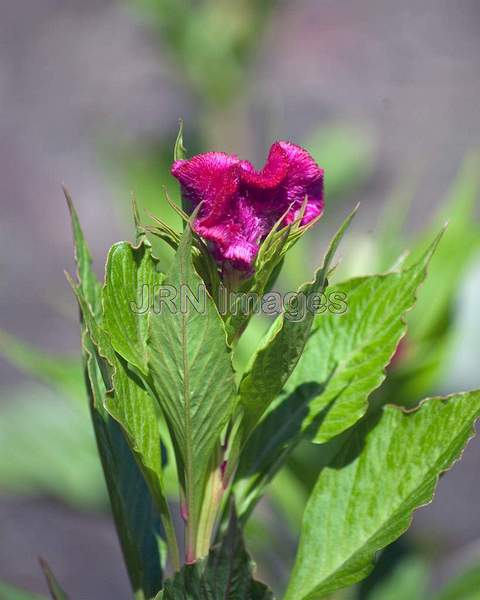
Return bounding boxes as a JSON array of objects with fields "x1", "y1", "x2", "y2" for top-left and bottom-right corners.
[{"x1": 171, "y1": 141, "x2": 324, "y2": 271}]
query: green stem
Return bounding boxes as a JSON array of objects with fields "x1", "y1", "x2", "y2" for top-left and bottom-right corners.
[
  {"x1": 184, "y1": 485, "x2": 197, "y2": 564},
  {"x1": 195, "y1": 446, "x2": 225, "y2": 559}
]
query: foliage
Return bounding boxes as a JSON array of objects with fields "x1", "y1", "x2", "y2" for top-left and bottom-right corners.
[
  {"x1": 1, "y1": 134, "x2": 478, "y2": 599},
  {"x1": 285, "y1": 392, "x2": 480, "y2": 599},
  {"x1": 0, "y1": 0, "x2": 478, "y2": 596},
  {"x1": 50, "y1": 161, "x2": 480, "y2": 599},
  {"x1": 0, "y1": 138, "x2": 480, "y2": 600}
]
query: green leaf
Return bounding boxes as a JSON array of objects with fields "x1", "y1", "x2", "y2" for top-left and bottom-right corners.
[
  {"x1": 0, "y1": 581, "x2": 47, "y2": 600},
  {"x1": 173, "y1": 119, "x2": 190, "y2": 217},
  {"x1": 64, "y1": 187, "x2": 102, "y2": 316},
  {"x1": 83, "y1": 330, "x2": 167, "y2": 599},
  {"x1": 289, "y1": 229, "x2": 444, "y2": 444},
  {"x1": 238, "y1": 207, "x2": 357, "y2": 438},
  {"x1": 234, "y1": 385, "x2": 316, "y2": 523},
  {"x1": 71, "y1": 277, "x2": 178, "y2": 574},
  {"x1": 104, "y1": 357, "x2": 178, "y2": 564},
  {"x1": 39, "y1": 559, "x2": 69, "y2": 600},
  {"x1": 159, "y1": 510, "x2": 274, "y2": 599},
  {"x1": 66, "y1": 199, "x2": 169, "y2": 596},
  {"x1": 285, "y1": 390, "x2": 480, "y2": 600},
  {"x1": 434, "y1": 561, "x2": 480, "y2": 600},
  {"x1": 103, "y1": 241, "x2": 164, "y2": 374},
  {"x1": 147, "y1": 223, "x2": 236, "y2": 559},
  {"x1": 147, "y1": 220, "x2": 182, "y2": 253},
  {"x1": 100, "y1": 328, "x2": 180, "y2": 569},
  {"x1": 234, "y1": 231, "x2": 444, "y2": 521},
  {"x1": 174, "y1": 118, "x2": 187, "y2": 161}
]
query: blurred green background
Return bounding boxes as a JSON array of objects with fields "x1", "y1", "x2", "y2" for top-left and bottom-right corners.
[{"x1": 0, "y1": 1, "x2": 479, "y2": 598}]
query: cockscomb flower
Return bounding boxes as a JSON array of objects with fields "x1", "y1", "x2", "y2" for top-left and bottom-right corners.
[{"x1": 171, "y1": 141, "x2": 324, "y2": 271}]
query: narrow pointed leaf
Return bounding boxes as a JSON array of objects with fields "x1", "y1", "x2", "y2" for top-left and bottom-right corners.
[
  {"x1": 174, "y1": 119, "x2": 190, "y2": 218},
  {"x1": 64, "y1": 187, "x2": 101, "y2": 315},
  {"x1": 39, "y1": 559, "x2": 69, "y2": 600},
  {"x1": 285, "y1": 390, "x2": 480, "y2": 600},
  {"x1": 174, "y1": 119, "x2": 187, "y2": 161}
]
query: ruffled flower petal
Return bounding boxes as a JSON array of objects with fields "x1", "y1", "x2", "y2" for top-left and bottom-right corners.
[
  {"x1": 171, "y1": 152, "x2": 240, "y2": 224},
  {"x1": 171, "y1": 141, "x2": 324, "y2": 271}
]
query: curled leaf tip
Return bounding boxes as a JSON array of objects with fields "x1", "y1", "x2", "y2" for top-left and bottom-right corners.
[
  {"x1": 174, "y1": 118, "x2": 187, "y2": 162},
  {"x1": 62, "y1": 185, "x2": 74, "y2": 210}
]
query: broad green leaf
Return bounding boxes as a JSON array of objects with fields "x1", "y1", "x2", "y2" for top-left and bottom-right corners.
[
  {"x1": 285, "y1": 390, "x2": 480, "y2": 600},
  {"x1": 66, "y1": 200, "x2": 169, "y2": 596},
  {"x1": 234, "y1": 232, "x2": 443, "y2": 520},
  {"x1": 0, "y1": 330, "x2": 84, "y2": 404},
  {"x1": 71, "y1": 278, "x2": 178, "y2": 574},
  {"x1": 147, "y1": 223, "x2": 236, "y2": 558},
  {"x1": 435, "y1": 561, "x2": 480, "y2": 600},
  {"x1": 102, "y1": 342, "x2": 179, "y2": 569},
  {"x1": 104, "y1": 356, "x2": 177, "y2": 566},
  {"x1": 0, "y1": 581, "x2": 46, "y2": 600},
  {"x1": 238, "y1": 207, "x2": 357, "y2": 437},
  {"x1": 290, "y1": 229, "x2": 444, "y2": 444},
  {"x1": 159, "y1": 510, "x2": 274, "y2": 599},
  {"x1": 39, "y1": 559, "x2": 69, "y2": 600},
  {"x1": 102, "y1": 241, "x2": 164, "y2": 374},
  {"x1": 83, "y1": 331, "x2": 166, "y2": 599}
]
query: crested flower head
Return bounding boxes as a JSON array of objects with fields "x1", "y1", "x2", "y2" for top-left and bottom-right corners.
[{"x1": 171, "y1": 141, "x2": 324, "y2": 271}]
